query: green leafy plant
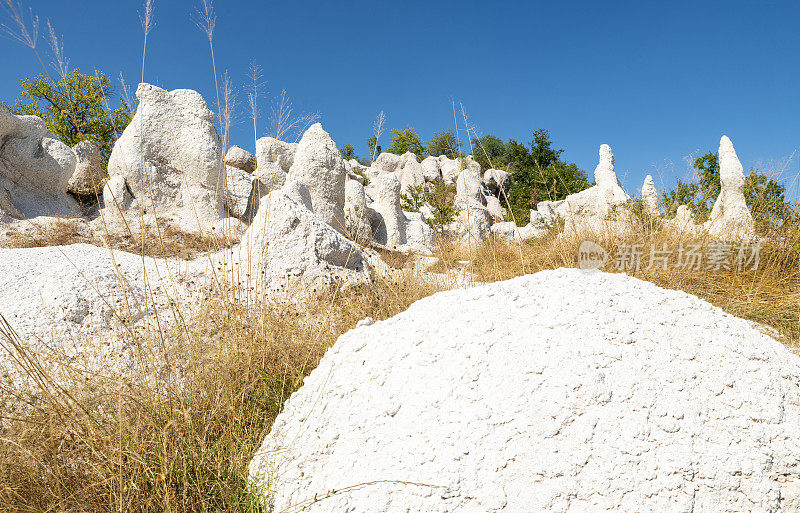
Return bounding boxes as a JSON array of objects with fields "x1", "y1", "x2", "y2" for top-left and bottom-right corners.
[
  {"x1": 387, "y1": 126, "x2": 424, "y2": 157},
  {"x1": 12, "y1": 69, "x2": 133, "y2": 161}
]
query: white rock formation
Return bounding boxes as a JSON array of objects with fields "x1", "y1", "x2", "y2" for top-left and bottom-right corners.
[
  {"x1": 223, "y1": 166, "x2": 255, "y2": 221},
  {"x1": 286, "y1": 124, "x2": 347, "y2": 234},
  {"x1": 420, "y1": 156, "x2": 441, "y2": 182},
  {"x1": 255, "y1": 137, "x2": 296, "y2": 173},
  {"x1": 105, "y1": 83, "x2": 225, "y2": 232},
  {"x1": 372, "y1": 152, "x2": 401, "y2": 174},
  {"x1": 641, "y1": 174, "x2": 659, "y2": 215},
  {"x1": 452, "y1": 168, "x2": 493, "y2": 244},
  {"x1": 667, "y1": 204, "x2": 698, "y2": 234},
  {"x1": 370, "y1": 173, "x2": 406, "y2": 248},
  {"x1": 396, "y1": 152, "x2": 425, "y2": 193},
  {"x1": 484, "y1": 168, "x2": 509, "y2": 196},
  {"x1": 403, "y1": 211, "x2": 435, "y2": 253},
  {"x1": 555, "y1": 144, "x2": 632, "y2": 235},
  {"x1": 234, "y1": 181, "x2": 369, "y2": 294},
  {"x1": 250, "y1": 269, "x2": 800, "y2": 512},
  {"x1": 438, "y1": 155, "x2": 462, "y2": 184},
  {"x1": 224, "y1": 145, "x2": 255, "y2": 173},
  {"x1": 0, "y1": 103, "x2": 80, "y2": 219},
  {"x1": 68, "y1": 140, "x2": 107, "y2": 196},
  {"x1": 703, "y1": 136, "x2": 756, "y2": 240},
  {"x1": 344, "y1": 178, "x2": 372, "y2": 241}
]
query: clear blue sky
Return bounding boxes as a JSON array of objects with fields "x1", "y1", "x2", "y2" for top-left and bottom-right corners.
[{"x1": 1, "y1": 0, "x2": 798, "y2": 198}]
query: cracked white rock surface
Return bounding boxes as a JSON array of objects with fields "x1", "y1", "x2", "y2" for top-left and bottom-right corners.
[{"x1": 250, "y1": 268, "x2": 800, "y2": 512}]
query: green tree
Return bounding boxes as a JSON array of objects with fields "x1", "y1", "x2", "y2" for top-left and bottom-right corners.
[
  {"x1": 387, "y1": 126, "x2": 424, "y2": 157},
  {"x1": 471, "y1": 134, "x2": 508, "y2": 171},
  {"x1": 425, "y1": 129, "x2": 460, "y2": 158},
  {"x1": 13, "y1": 69, "x2": 133, "y2": 161},
  {"x1": 505, "y1": 130, "x2": 591, "y2": 224},
  {"x1": 340, "y1": 144, "x2": 358, "y2": 161}
]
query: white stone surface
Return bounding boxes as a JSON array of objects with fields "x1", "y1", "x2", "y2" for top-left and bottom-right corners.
[
  {"x1": 250, "y1": 269, "x2": 800, "y2": 512},
  {"x1": 420, "y1": 156, "x2": 441, "y2": 182},
  {"x1": 370, "y1": 173, "x2": 406, "y2": 248},
  {"x1": 0, "y1": 243, "x2": 198, "y2": 347},
  {"x1": 373, "y1": 152, "x2": 401, "y2": 174},
  {"x1": 105, "y1": 83, "x2": 225, "y2": 233},
  {"x1": 68, "y1": 140, "x2": 107, "y2": 196},
  {"x1": 703, "y1": 136, "x2": 756, "y2": 240},
  {"x1": 0, "y1": 103, "x2": 80, "y2": 219},
  {"x1": 224, "y1": 166, "x2": 255, "y2": 221},
  {"x1": 397, "y1": 152, "x2": 426, "y2": 193},
  {"x1": 255, "y1": 137, "x2": 296, "y2": 174},
  {"x1": 287, "y1": 124, "x2": 347, "y2": 234},
  {"x1": 344, "y1": 178, "x2": 372, "y2": 241},
  {"x1": 641, "y1": 174, "x2": 659, "y2": 215},
  {"x1": 225, "y1": 145, "x2": 255, "y2": 173},
  {"x1": 667, "y1": 204, "x2": 698, "y2": 235},
  {"x1": 234, "y1": 181, "x2": 369, "y2": 294}
]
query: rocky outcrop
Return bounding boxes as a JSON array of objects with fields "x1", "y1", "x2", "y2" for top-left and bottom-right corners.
[
  {"x1": 68, "y1": 141, "x2": 107, "y2": 197},
  {"x1": 223, "y1": 166, "x2": 255, "y2": 221},
  {"x1": 286, "y1": 124, "x2": 347, "y2": 234},
  {"x1": 250, "y1": 269, "x2": 800, "y2": 512},
  {"x1": 641, "y1": 174, "x2": 659, "y2": 215},
  {"x1": 555, "y1": 144, "x2": 632, "y2": 235},
  {"x1": 396, "y1": 152, "x2": 425, "y2": 193},
  {"x1": 0, "y1": 103, "x2": 80, "y2": 220},
  {"x1": 224, "y1": 145, "x2": 255, "y2": 173},
  {"x1": 484, "y1": 168, "x2": 509, "y2": 196},
  {"x1": 105, "y1": 83, "x2": 226, "y2": 233},
  {"x1": 420, "y1": 156, "x2": 441, "y2": 182},
  {"x1": 666, "y1": 204, "x2": 697, "y2": 234},
  {"x1": 255, "y1": 137, "x2": 296, "y2": 173},
  {"x1": 234, "y1": 180, "x2": 369, "y2": 294},
  {"x1": 344, "y1": 178, "x2": 373, "y2": 242},
  {"x1": 703, "y1": 136, "x2": 755, "y2": 240},
  {"x1": 370, "y1": 173, "x2": 406, "y2": 248}
]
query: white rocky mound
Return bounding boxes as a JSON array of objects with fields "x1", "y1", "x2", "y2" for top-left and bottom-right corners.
[{"x1": 250, "y1": 269, "x2": 800, "y2": 512}]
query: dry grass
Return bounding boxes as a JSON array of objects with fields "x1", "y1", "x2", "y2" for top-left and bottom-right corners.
[
  {"x1": 435, "y1": 221, "x2": 800, "y2": 348},
  {"x1": 0, "y1": 218, "x2": 235, "y2": 260},
  {"x1": 0, "y1": 273, "x2": 442, "y2": 512}
]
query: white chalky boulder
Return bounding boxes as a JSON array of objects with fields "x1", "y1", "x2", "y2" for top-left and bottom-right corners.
[
  {"x1": 0, "y1": 103, "x2": 80, "y2": 219},
  {"x1": 255, "y1": 137, "x2": 296, "y2": 173},
  {"x1": 373, "y1": 152, "x2": 402, "y2": 174},
  {"x1": 703, "y1": 136, "x2": 756, "y2": 240},
  {"x1": 250, "y1": 269, "x2": 800, "y2": 513},
  {"x1": 403, "y1": 211, "x2": 435, "y2": 254},
  {"x1": 106, "y1": 83, "x2": 225, "y2": 232},
  {"x1": 667, "y1": 204, "x2": 698, "y2": 235},
  {"x1": 641, "y1": 174, "x2": 659, "y2": 215},
  {"x1": 484, "y1": 168, "x2": 509, "y2": 196},
  {"x1": 344, "y1": 178, "x2": 373, "y2": 241},
  {"x1": 287, "y1": 124, "x2": 347, "y2": 234},
  {"x1": 420, "y1": 156, "x2": 442, "y2": 182},
  {"x1": 234, "y1": 181, "x2": 368, "y2": 294},
  {"x1": 68, "y1": 140, "x2": 107, "y2": 196},
  {"x1": 370, "y1": 173, "x2": 406, "y2": 248},
  {"x1": 557, "y1": 144, "x2": 630, "y2": 219},
  {"x1": 438, "y1": 155, "x2": 462, "y2": 184},
  {"x1": 224, "y1": 145, "x2": 255, "y2": 173},
  {"x1": 223, "y1": 166, "x2": 255, "y2": 221},
  {"x1": 397, "y1": 152, "x2": 426, "y2": 193}
]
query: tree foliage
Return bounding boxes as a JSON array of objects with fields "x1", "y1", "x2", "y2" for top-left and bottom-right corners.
[
  {"x1": 12, "y1": 69, "x2": 133, "y2": 161},
  {"x1": 472, "y1": 129, "x2": 590, "y2": 224},
  {"x1": 387, "y1": 126, "x2": 424, "y2": 157},
  {"x1": 425, "y1": 129, "x2": 460, "y2": 158}
]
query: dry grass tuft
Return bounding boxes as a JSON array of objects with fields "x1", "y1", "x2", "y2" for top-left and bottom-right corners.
[
  {"x1": 0, "y1": 218, "x2": 235, "y2": 259},
  {"x1": 0, "y1": 274, "x2": 442, "y2": 512},
  {"x1": 435, "y1": 221, "x2": 800, "y2": 348}
]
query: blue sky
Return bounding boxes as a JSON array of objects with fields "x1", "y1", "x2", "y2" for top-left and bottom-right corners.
[{"x1": 1, "y1": 0, "x2": 798, "y2": 198}]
